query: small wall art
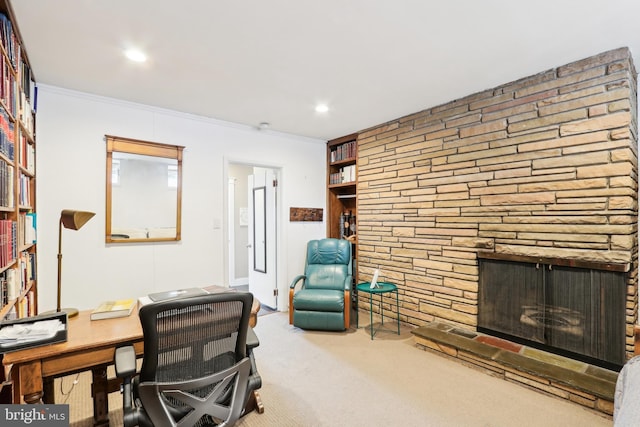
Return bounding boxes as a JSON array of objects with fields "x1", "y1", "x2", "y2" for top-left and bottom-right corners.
[{"x1": 289, "y1": 207, "x2": 323, "y2": 222}]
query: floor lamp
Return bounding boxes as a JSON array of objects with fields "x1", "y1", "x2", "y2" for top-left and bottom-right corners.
[{"x1": 56, "y1": 209, "x2": 95, "y2": 318}]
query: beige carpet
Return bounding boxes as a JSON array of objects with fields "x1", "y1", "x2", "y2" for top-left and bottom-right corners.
[{"x1": 58, "y1": 311, "x2": 612, "y2": 426}]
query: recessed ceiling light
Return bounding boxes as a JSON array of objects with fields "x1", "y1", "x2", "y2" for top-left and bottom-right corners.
[
  {"x1": 124, "y1": 48, "x2": 147, "y2": 63},
  {"x1": 315, "y1": 104, "x2": 329, "y2": 113}
]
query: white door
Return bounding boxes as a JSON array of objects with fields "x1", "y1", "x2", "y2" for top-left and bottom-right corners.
[{"x1": 248, "y1": 169, "x2": 277, "y2": 308}]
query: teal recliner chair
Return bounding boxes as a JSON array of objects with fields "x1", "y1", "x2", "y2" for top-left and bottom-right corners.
[{"x1": 289, "y1": 238, "x2": 352, "y2": 331}]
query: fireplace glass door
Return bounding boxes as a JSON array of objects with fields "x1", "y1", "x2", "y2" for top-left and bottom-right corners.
[{"x1": 478, "y1": 258, "x2": 626, "y2": 369}]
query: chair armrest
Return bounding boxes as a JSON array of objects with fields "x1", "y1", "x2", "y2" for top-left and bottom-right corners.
[
  {"x1": 115, "y1": 345, "x2": 137, "y2": 378},
  {"x1": 247, "y1": 327, "x2": 260, "y2": 350},
  {"x1": 343, "y1": 274, "x2": 353, "y2": 291},
  {"x1": 289, "y1": 274, "x2": 306, "y2": 325},
  {"x1": 290, "y1": 274, "x2": 306, "y2": 290}
]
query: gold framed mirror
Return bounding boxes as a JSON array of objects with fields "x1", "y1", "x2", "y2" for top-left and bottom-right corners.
[{"x1": 105, "y1": 135, "x2": 184, "y2": 243}]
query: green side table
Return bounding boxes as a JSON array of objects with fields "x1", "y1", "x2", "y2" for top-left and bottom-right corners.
[{"x1": 356, "y1": 282, "x2": 400, "y2": 340}]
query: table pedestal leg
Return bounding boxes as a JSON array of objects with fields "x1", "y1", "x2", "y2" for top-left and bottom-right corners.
[
  {"x1": 23, "y1": 391, "x2": 43, "y2": 404},
  {"x1": 92, "y1": 366, "x2": 110, "y2": 427},
  {"x1": 16, "y1": 361, "x2": 43, "y2": 404},
  {"x1": 43, "y1": 376, "x2": 55, "y2": 404}
]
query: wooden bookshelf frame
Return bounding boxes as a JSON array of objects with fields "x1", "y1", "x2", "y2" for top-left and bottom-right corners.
[{"x1": 327, "y1": 133, "x2": 358, "y2": 288}]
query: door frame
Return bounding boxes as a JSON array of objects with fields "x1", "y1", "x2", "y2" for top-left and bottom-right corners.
[
  {"x1": 227, "y1": 176, "x2": 248, "y2": 287},
  {"x1": 224, "y1": 159, "x2": 282, "y2": 310}
]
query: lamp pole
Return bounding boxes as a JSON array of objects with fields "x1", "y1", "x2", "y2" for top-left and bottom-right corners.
[
  {"x1": 56, "y1": 217, "x2": 63, "y2": 313},
  {"x1": 55, "y1": 210, "x2": 94, "y2": 317}
]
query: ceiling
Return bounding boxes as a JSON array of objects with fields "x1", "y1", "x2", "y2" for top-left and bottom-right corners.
[{"x1": 9, "y1": 0, "x2": 640, "y2": 141}]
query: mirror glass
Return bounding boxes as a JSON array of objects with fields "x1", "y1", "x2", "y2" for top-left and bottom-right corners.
[
  {"x1": 106, "y1": 135, "x2": 183, "y2": 243},
  {"x1": 253, "y1": 186, "x2": 266, "y2": 272}
]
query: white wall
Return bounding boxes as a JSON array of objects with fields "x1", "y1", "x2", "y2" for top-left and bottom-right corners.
[{"x1": 36, "y1": 85, "x2": 327, "y2": 312}]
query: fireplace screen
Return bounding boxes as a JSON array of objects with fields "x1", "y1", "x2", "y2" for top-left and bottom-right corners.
[{"x1": 478, "y1": 257, "x2": 626, "y2": 369}]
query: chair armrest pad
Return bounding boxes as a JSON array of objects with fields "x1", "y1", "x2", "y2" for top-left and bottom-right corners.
[
  {"x1": 115, "y1": 345, "x2": 137, "y2": 378},
  {"x1": 247, "y1": 327, "x2": 260, "y2": 350},
  {"x1": 290, "y1": 274, "x2": 306, "y2": 289},
  {"x1": 344, "y1": 274, "x2": 353, "y2": 290}
]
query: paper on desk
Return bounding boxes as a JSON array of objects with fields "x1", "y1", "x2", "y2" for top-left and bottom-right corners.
[{"x1": 0, "y1": 319, "x2": 65, "y2": 346}]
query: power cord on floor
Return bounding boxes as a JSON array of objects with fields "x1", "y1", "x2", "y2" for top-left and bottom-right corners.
[{"x1": 59, "y1": 373, "x2": 81, "y2": 404}]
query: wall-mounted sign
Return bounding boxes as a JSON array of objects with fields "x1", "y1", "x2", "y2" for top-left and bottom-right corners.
[{"x1": 290, "y1": 207, "x2": 323, "y2": 222}]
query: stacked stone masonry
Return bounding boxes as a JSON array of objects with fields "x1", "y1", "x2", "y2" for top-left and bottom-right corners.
[{"x1": 355, "y1": 47, "x2": 639, "y2": 359}]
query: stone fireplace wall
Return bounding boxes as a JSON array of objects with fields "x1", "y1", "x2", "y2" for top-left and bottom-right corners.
[{"x1": 356, "y1": 47, "x2": 639, "y2": 358}]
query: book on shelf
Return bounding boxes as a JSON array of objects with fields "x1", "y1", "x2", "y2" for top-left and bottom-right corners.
[
  {"x1": 24, "y1": 212, "x2": 36, "y2": 244},
  {"x1": 5, "y1": 268, "x2": 17, "y2": 301},
  {"x1": 90, "y1": 298, "x2": 136, "y2": 321},
  {"x1": 342, "y1": 164, "x2": 356, "y2": 182},
  {"x1": 329, "y1": 165, "x2": 357, "y2": 185},
  {"x1": 330, "y1": 141, "x2": 356, "y2": 163}
]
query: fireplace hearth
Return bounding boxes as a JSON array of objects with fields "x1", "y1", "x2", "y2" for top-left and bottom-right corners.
[
  {"x1": 411, "y1": 321, "x2": 619, "y2": 415},
  {"x1": 478, "y1": 253, "x2": 627, "y2": 370}
]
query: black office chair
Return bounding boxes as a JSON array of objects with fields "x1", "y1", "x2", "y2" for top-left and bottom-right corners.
[{"x1": 115, "y1": 292, "x2": 262, "y2": 427}]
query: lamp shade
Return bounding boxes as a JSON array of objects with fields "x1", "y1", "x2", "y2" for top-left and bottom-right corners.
[{"x1": 60, "y1": 210, "x2": 95, "y2": 230}]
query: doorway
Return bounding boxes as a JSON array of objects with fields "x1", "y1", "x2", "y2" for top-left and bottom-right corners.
[{"x1": 227, "y1": 163, "x2": 278, "y2": 309}]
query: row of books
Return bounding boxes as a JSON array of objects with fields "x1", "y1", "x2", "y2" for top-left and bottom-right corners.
[
  {"x1": 0, "y1": 14, "x2": 17, "y2": 68},
  {"x1": 329, "y1": 164, "x2": 357, "y2": 185},
  {"x1": 3, "y1": 291, "x2": 35, "y2": 321},
  {"x1": 18, "y1": 58, "x2": 36, "y2": 135},
  {"x1": 0, "y1": 52, "x2": 16, "y2": 117},
  {"x1": 19, "y1": 250, "x2": 36, "y2": 293},
  {"x1": 18, "y1": 134, "x2": 33, "y2": 172},
  {"x1": 19, "y1": 91, "x2": 34, "y2": 137},
  {"x1": 20, "y1": 58, "x2": 36, "y2": 110},
  {"x1": 0, "y1": 219, "x2": 16, "y2": 269},
  {"x1": 16, "y1": 290, "x2": 35, "y2": 318},
  {"x1": 0, "y1": 108, "x2": 14, "y2": 161},
  {"x1": 18, "y1": 58, "x2": 35, "y2": 136},
  {"x1": 0, "y1": 160, "x2": 13, "y2": 208},
  {"x1": 18, "y1": 211, "x2": 36, "y2": 247},
  {"x1": 0, "y1": 215, "x2": 36, "y2": 270},
  {"x1": 330, "y1": 140, "x2": 356, "y2": 163},
  {"x1": 19, "y1": 172, "x2": 31, "y2": 206},
  {"x1": 0, "y1": 13, "x2": 35, "y2": 132},
  {"x1": 0, "y1": 251, "x2": 36, "y2": 306}
]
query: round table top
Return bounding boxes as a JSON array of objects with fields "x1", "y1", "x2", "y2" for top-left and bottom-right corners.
[{"x1": 356, "y1": 282, "x2": 397, "y2": 293}]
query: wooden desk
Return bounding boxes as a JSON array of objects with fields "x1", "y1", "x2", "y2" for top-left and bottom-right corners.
[
  {"x1": 2, "y1": 295, "x2": 261, "y2": 426},
  {"x1": 2, "y1": 308, "x2": 143, "y2": 426}
]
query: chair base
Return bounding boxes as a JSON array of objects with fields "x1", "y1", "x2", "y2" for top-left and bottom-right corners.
[{"x1": 292, "y1": 311, "x2": 347, "y2": 331}]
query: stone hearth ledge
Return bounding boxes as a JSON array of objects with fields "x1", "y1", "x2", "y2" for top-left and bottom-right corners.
[{"x1": 411, "y1": 322, "x2": 618, "y2": 416}]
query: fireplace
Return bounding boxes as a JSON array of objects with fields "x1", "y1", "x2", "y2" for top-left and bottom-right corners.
[{"x1": 478, "y1": 253, "x2": 627, "y2": 370}]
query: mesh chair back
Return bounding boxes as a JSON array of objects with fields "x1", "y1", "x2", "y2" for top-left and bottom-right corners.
[{"x1": 137, "y1": 292, "x2": 253, "y2": 426}]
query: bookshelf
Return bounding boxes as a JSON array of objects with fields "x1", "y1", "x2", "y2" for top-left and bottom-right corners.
[
  {"x1": 0, "y1": 0, "x2": 37, "y2": 322},
  {"x1": 327, "y1": 133, "x2": 358, "y2": 303}
]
